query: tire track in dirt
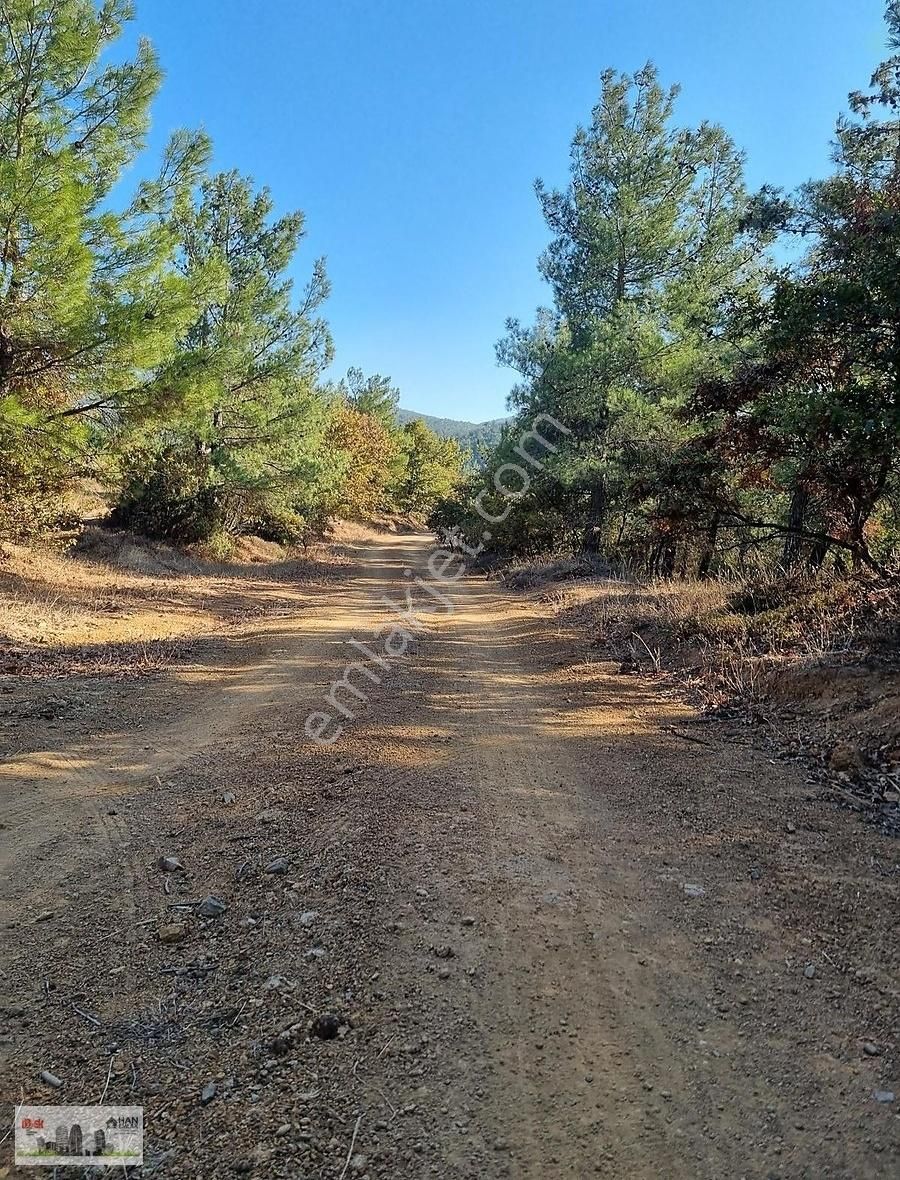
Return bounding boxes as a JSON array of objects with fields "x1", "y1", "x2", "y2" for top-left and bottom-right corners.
[
  {"x1": 327, "y1": 548, "x2": 898, "y2": 1178},
  {"x1": 0, "y1": 533, "x2": 896, "y2": 1179},
  {"x1": 409, "y1": 579, "x2": 704, "y2": 1177},
  {"x1": 0, "y1": 538, "x2": 405, "y2": 925}
]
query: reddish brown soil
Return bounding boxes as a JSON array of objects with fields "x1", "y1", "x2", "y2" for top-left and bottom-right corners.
[{"x1": 0, "y1": 532, "x2": 897, "y2": 1178}]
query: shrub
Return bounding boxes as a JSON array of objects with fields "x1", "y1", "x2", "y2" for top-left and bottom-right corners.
[
  {"x1": 242, "y1": 506, "x2": 313, "y2": 548},
  {"x1": 112, "y1": 447, "x2": 225, "y2": 543},
  {"x1": 0, "y1": 425, "x2": 75, "y2": 543}
]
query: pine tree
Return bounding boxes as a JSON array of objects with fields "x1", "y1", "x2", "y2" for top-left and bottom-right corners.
[
  {"x1": 341, "y1": 367, "x2": 400, "y2": 429},
  {"x1": 693, "y1": 1, "x2": 900, "y2": 572},
  {"x1": 114, "y1": 169, "x2": 334, "y2": 541},
  {"x1": 497, "y1": 63, "x2": 766, "y2": 563},
  {"x1": 0, "y1": 0, "x2": 209, "y2": 538}
]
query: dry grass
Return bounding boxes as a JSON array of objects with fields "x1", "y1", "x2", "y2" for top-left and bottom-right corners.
[
  {"x1": 0, "y1": 525, "x2": 348, "y2": 674},
  {"x1": 500, "y1": 553, "x2": 613, "y2": 591},
  {"x1": 540, "y1": 570, "x2": 897, "y2": 667},
  {"x1": 505, "y1": 562, "x2": 900, "y2": 833},
  {"x1": 524, "y1": 564, "x2": 900, "y2": 798}
]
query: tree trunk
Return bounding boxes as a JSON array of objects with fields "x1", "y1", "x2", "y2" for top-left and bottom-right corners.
[
  {"x1": 616, "y1": 254, "x2": 626, "y2": 300},
  {"x1": 581, "y1": 481, "x2": 606, "y2": 553},
  {"x1": 697, "y1": 511, "x2": 720, "y2": 579},
  {"x1": 808, "y1": 536, "x2": 829, "y2": 571},
  {"x1": 781, "y1": 485, "x2": 808, "y2": 570}
]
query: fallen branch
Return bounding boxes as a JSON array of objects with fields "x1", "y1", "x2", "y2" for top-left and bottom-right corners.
[
  {"x1": 376, "y1": 1035, "x2": 394, "y2": 1059},
  {"x1": 71, "y1": 1004, "x2": 102, "y2": 1027},
  {"x1": 98, "y1": 1054, "x2": 115, "y2": 1105},
  {"x1": 338, "y1": 1114, "x2": 363, "y2": 1180},
  {"x1": 662, "y1": 724, "x2": 714, "y2": 747}
]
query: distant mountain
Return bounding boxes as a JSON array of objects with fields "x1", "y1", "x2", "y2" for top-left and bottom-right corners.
[{"x1": 397, "y1": 408, "x2": 509, "y2": 452}]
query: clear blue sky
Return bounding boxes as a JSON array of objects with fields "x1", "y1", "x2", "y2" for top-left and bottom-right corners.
[{"x1": 130, "y1": 0, "x2": 888, "y2": 422}]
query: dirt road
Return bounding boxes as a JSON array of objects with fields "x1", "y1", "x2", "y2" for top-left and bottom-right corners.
[{"x1": 0, "y1": 532, "x2": 897, "y2": 1178}]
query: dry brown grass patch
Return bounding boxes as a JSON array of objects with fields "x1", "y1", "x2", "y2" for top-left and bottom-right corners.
[{"x1": 0, "y1": 525, "x2": 348, "y2": 673}]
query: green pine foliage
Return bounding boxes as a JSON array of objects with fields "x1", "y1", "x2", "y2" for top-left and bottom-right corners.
[
  {"x1": 2, "y1": 0, "x2": 897, "y2": 570},
  {"x1": 0, "y1": 0, "x2": 209, "y2": 539},
  {"x1": 0, "y1": 2, "x2": 461, "y2": 546},
  {"x1": 442, "y1": 10, "x2": 900, "y2": 579},
  {"x1": 487, "y1": 62, "x2": 771, "y2": 568},
  {"x1": 112, "y1": 169, "x2": 336, "y2": 542}
]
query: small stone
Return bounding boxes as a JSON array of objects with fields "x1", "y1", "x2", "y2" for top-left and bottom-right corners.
[
  {"x1": 198, "y1": 895, "x2": 227, "y2": 918},
  {"x1": 873, "y1": 1090, "x2": 895, "y2": 1104},
  {"x1": 437, "y1": 967, "x2": 451, "y2": 980},
  {"x1": 222, "y1": 791, "x2": 237, "y2": 804},
  {"x1": 683, "y1": 883, "x2": 705, "y2": 898},
  {"x1": 349, "y1": 1155, "x2": 367, "y2": 1174},
  {"x1": 494, "y1": 1139, "x2": 510, "y2": 1151},
  {"x1": 158, "y1": 923, "x2": 188, "y2": 944},
  {"x1": 255, "y1": 808, "x2": 286, "y2": 824},
  {"x1": 200, "y1": 1081, "x2": 217, "y2": 1105},
  {"x1": 40, "y1": 1070, "x2": 63, "y2": 1089},
  {"x1": 803, "y1": 963, "x2": 816, "y2": 979},
  {"x1": 269, "y1": 1029, "x2": 294, "y2": 1055},
  {"x1": 305, "y1": 947, "x2": 326, "y2": 960},
  {"x1": 275, "y1": 1123, "x2": 291, "y2": 1137},
  {"x1": 749, "y1": 866, "x2": 762, "y2": 881},
  {"x1": 34, "y1": 910, "x2": 55, "y2": 923},
  {"x1": 829, "y1": 744, "x2": 864, "y2": 774},
  {"x1": 434, "y1": 944, "x2": 455, "y2": 959},
  {"x1": 461, "y1": 916, "x2": 476, "y2": 926},
  {"x1": 298, "y1": 910, "x2": 319, "y2": 926},
  {"x1": 863, "y1": 1042, "x2": 881, "y2": 1057},
  {"x1": 786, "y1": 821, "x2": 797, "y2": 833},
  {"x1": 310, "y1": 1013, "x2": 341, "y2": 1040},
  {"x1": 158, "y1": 856, "x2": 184, "y2": 873},
  {"x1": 264, "y1": 856, "x2": 290, "y2": 875},
  {"x1": 414, "y1": 888, "x2": 428, "y2": 899}
]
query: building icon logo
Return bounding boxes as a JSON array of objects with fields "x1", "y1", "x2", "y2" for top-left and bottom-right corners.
[{"x1": 15, "y1": 1105, "x2": 143, "y2": 1168}]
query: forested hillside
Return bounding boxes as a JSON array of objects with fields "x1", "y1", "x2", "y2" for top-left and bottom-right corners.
[
  {"x1": 396, "y1": 408, "x2": 508, "y2": 452},
  {"x1": 434, "y1": 9, "x2": 900, "y2": 581},
  {"x1": 7, "y1": 0, "x2": 897, "y2": 578},
  {"x1": 0, "y1": 0, "x2": 466, "y2": 550}
]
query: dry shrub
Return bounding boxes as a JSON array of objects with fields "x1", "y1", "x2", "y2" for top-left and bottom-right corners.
[
  {"x1": 534, "y1": 565, "x2": 899, "y2": 719},
  {"x1": 500, "y1": 553, "x2": 613, "y2": 591}
]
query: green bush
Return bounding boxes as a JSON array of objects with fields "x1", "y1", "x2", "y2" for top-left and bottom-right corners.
[
  {"x1": 243, "y1": 505, "x2": 313, "y2": 548},
  {"x1": 0, "y1": 426, "x2": 74, "y2": 542},
  {"x1": 112, "y1": 446, "x2": 225, "y2": 543}
]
